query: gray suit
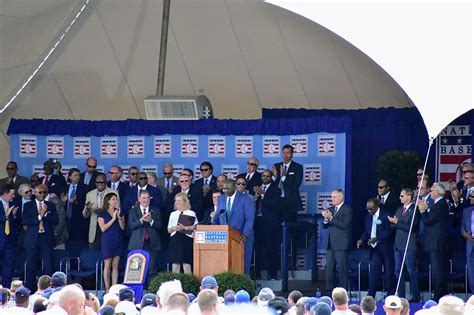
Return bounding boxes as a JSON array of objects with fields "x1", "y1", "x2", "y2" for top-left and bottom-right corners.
[
  {"x1": 322, "y1": 203, "x2": 352, "y2": 293},
  {"x1": 0, "y1": 175, "x2": 29, "y2": 192},
  {"x1": 461, "y1": 205, "x2": 474, "y2": 293},
  {"x1": 157, "y1": 176, "x2": 179, "y2": 192},
  {"x1": 128, "y1": 205, "x2": 162, "y2": 275}
]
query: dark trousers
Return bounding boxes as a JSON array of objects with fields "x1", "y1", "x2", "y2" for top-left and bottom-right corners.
[
  {"x1": 143, "y1": 240, "x2": 158, "y2": 279},
  {"x1": 25, "y1": 234, "x2": 53, "y2": 291},
  {"x1": 368, "y1": 245, "x2": 395, "y2": 297},
  {"x1": 254, "y1": 217, "x2": 280, "y2": 279},
  {"x1": 428, "y1": 250, "x2": 447, "y2": 300},
  {"x1": 325, "y1": 249, "x2": 348, "y2": 294},
  {"x1": 394, "y1": 250, "x2": 419, "y2": 298},
  {"x1": 2, "y1": 236, "x2": 16, "y2": 288},
  {"x1": 280, "y1": 198, "x2": 297, "y2": 223}
]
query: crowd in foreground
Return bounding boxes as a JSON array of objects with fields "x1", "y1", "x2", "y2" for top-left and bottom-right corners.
[{"x1": 0, "y1": 272, "x2": 473, "y2": 315}]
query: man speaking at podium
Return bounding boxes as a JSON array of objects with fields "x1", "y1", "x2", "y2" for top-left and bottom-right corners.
[{"x1": 212, "y1": 179, "x2": 255, "y2": 275}]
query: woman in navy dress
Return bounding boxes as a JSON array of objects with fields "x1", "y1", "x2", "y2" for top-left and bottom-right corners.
[{"x1": 98, "y1": 192, "x2": 125, "y2": 292}]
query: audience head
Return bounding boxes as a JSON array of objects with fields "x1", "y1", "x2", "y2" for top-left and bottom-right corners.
[
  {"x1": 181, "y1": 168, "x2": 194, "y2": 180},
  {"x1": 268, "y1": 297, "x2": 290, "y2": 315},
  {"x1": 15, "y1": 287, "x2": 30, "y2": 307},
  {"x1": 102, "y1": 292, "x2": 119, "y2": 308},
  {"x1": 58, "y1": 285, "x2": 86, "y2": 315},
  {"x1": 138, "y1": 189, "x2": 151, "y2": 208},
  {"x1": 361, "y1": 295, "x2": 376, "y2": 314},
  {"x1": 430, "y1": 182, "x2": 445, "y2": 199},
  {"x1": 304, "y1": 297, "x2": 318, "y2": 312},
  {"x1": 257, "y1": 288, "x2": 275, "y2": 307},
  {"x1": 140, "y1": 293, "x2": 157, "y2": 309},
  {"x1": 198, "y1": 289, "x2": 218, "y2": 313},
  {"x1": 1, "y1": 183, "x2": 15, "y2": 201},
  {"x1": 137, "y1": 171, "x2": 148, "y2": 188},
  {"x1": 200, "y1": 276, "x2": 218, "y2": 292},
  {"x1": 85, "y1": 292, "x2": 100, "y2": 312},
  {"x1": 261, "y1": 169, "x2": 272, "y2": 185},
  {"x1": 295, "y1": 297, "x2": 309, "y2": 315},
  {"x1": 282, "y1": 144, "x2": 294, "y2": 163},
  {"x1": 400, "y1": 188, "x2": 414, "y2": 205},
  {"x1": 235, "y1": 177, "x2": 248, "y2": 193},
  {"x1": 377, "y1": 179, "x2": 391, "y2": 196},
  {"x1": 157, "y1": 280, "x2": 183, "y2": 309},
  {"x1": 33, "y1": 184, "x2": 48, "y2": 202},
  {"x1": 174, "y1": 192, "x2": 191, "y2": 211},
  {"x1": 224, "y1": 293, "x2": 235, "y2": 305},
  {"x1": 128, "y1": 166, "x2": 139, "y2": 184},
  {"x1": 118, "y1": 287, "x2": 134, "y2": 302},
  {"x1": 216, "y1": 174, "x2": 227, "y2": 190},
  {"x1": 108, "y1": 165, "x2": 123, "y2": 183},
  {"x1": 37, "y1": 275, "x2": 52, "y2": 290},
  {"x1": 200, "y1": 162, "x2": 214, "y2": 178},
  {"x1": 349, "y1": 304, "x2": 362, "y2": 313},
  {"x1": 366, "y1": 198, "x2": 381, "y2": 215},
  {"x1": 98, "y1": 305, "x2": 115, "y2": 315},
  {"x1": 85, "y1": 156, "x2": 98, "y2": 174},
  {"x1": 187, "y1": 293, "x2": 196, "y2": 303},
  {"x1": 1, "y1": 288, "x2": 9, "y2": 306},
  {"x1": 318, "y1": 296, "x2": 333, "y2": 308},
  {"x1": 102, "y1": 192, "x2": 118, "y2": 210},
  {"x1": 95, "y1": 174, "x2": 107, "y2": 192},
  {"x1": 211, "y1": 190, "x2": 222, "y2": 207},
  {"x1": 332, "y1": 287, "x2": 349, "y2": 307},
  {"x1": 146, "y1": 171, "x2": 158, "y2": 187},
  {"x1": 400, "y1": 298, "x2": 409, "y2": 315},
  {"x1": 67, "y1": 167, "x2": 81, "y2": 184},
  {"x1": 331, "y1": 189, "x2": 345, "y2": 207},
  {"x1": 310, "y1": 302, "x2": 332, "y2": 315},
  {"x1": 246, "y1": 157, "x2": 259, "y2": 174},
  {"x1": 166, "y1": 292, "x2": 189, "y2": 313},
  {"x1": 30, "y1": 174, "x2": 41, "y2": 187},
  {"x1": 287, "y1": 290, "x2": 303, "y2": 307},
  {"x1": 235, "y1": 290, "x2": 250, "y2": 304},
  {"x1": 162, "y1": 163, "x2": 174, "y2": 180},
  {"x1": 383, "y1": 295, "x2": 402, "y2": 315},
  {"x1": 223, "y1": 179, "x2": 236, "y2": 197},
  {"x1": 18, "y1": 183, "x2": 33, "y2": 199},
  {"x1": 10, "y1": 279, "x2": 24, "y2": 294},
  {"x1": 43, "y1": 160, "x2": 55, "y2": 175},
  {"x1": 33, "y1": 297, "x2": 48, "y2": 313},
  {"x1": 433, "y1": 295, "x2": 465, "y2": 315},
  {"x1": 114, "y1": 301, "x2": 139, "y2": 315},
  {"x1": 179, "y1": 174, "x2": 191, "y2": 190},
  {"x1": 5, "y1": 161, "x2": 18, "y2": 178}
]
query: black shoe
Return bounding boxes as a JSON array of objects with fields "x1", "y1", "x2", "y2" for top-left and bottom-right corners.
[{"x1": 408, "y1": 296, "x2": 420, "y2": 302}]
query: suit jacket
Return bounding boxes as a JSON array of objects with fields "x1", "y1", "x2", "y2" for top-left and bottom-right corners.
[
  {"x1": 213, "y1": 192, "x2": 255, "y2": 239},
  {"x1": 123, "y1": 185, "x2": 163, "y2": 216},
  {"x1": 0, "y1": 175, "x2": 29, "y2": 192},
  {"x1": 237, "y1": 172, "x2": 262, "y2": 196},
  {"x1": 107, "y1": 181, "x2": 129, "y2": 205},
  {"x1": 41, "y1": 174, "x2": 67, "y2": 196},
  {"x1": 128, "y1": 205, "x2": 162, "y2": 251},
  {"x1": 322, "y1": 203, "x2": 352, "y2": 250},
  {"x1": 420, "y1": 198, "x2": 449, "y2": 251},
  {"x1": 168, "y1": 185, "x2": 204, "y2": 222},
  {"x1": 380, "y1": 191, "x2": 401, "y2": 216},
  {"x1": 273, "y1": 161, "x2": 303, "y2": 211},
  {"x1": 157, "y1": 176, "x2": 179, "y2": 192},
  {"x1": 80, "y1": 171, "x2": 105, "y2": 191},
  {"x1": 392, "y1": 203, "x2": 419, "y2": 251},
  {"x1": 82, "y1": 187, "x2": 119, "y2": 243},
  {"x1": 22, "y1": 200, "x2": 58, "y2": 249},
  {"x1": 360, "y1": 208, "x2": 394, "y2": 255},
  {"x1": 64, "y1": 183, "x2": 88, "y2": 220},
  {"x1": 47, "y1": 194, "x2": 68, "y2": 246},
  {"x1": 194, "y1": 175, "x2": 217, "y2": 210},
  {"x1": 256, "y1": 182, "x2": 281, "y2": 227},
  {"x1": 461, "y1": 205, "x2": 474, "y2": 256},
  {"x1": 0, "y1": 199, "x2": 21, "y2": 249}
]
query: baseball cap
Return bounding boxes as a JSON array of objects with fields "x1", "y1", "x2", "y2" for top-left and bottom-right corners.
[
  {"x1": 257, "y1": 287, "x2": 275, "y2": 307},
  {"x1": 224, "y1": 293, "x2": 235, "y2": 305},
  {"x1": 119, "y1": 287, "x2": 135, "y2": 301},
  {"x1": 434, "y1": 295, "x2": 465, "y2": 315},
  {"x1": 115, "y1": 301, "x2": 139, "y2": 315},
  {"x1": 422, "y1": 300, "x2": 438, "y2": 309},
  {"x1": 318, "y1": 296, "x2": 333, "y2": 308},
  {"x1": 304, "y1": 297, "x2": 319, "y2": 311},
  {"x1": 310, "y1": 302, "x2": 332, "y2": 315},
  {"x1": 140, "y1": 293, "x2": 157, "y2": 308},
  {"x1": 200, "y1": 276, "x2": 218, "y2": 289},
  {"x1": 234, "y1": 290, "x2": 250, "y2": 303},
  {"x1": 268, "y1": 297, "x2": 290, "y2": 314},
  {"x1": 187, "y1": 293, "x2": 196, "y2": 303},
  {"x1": 385, "y1": 295, "x2": 402, "y2": 309},
  {"x1": 98, "y1": 305, "x2": 115, "y2": 315},
  {"x1": 15, "y1": 287, "x2": 30, "y2": 297},
  {"x1": 51, "y1": 271, "x2": 67, "y2": 287}
]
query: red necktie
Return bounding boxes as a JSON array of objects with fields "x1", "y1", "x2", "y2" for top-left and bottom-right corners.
[
  {"x1": 402, "y1": 206, "x2": 407, "y2": 216},
  {"x1": 143, "y1": 208, "x2": 150, "y2": 240},
  {"x1": 44, "y1": 176, "x2": 49, "y2": 186}
]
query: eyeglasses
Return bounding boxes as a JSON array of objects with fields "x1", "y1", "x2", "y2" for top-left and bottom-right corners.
[
  {"x1": 30, "y1": 178, "x2": 40, "y2": 182},
  {"x1": 236, "y1": 182, "x2": 247, "y2": 186},
  {"x1": 399, "y1": 195, "x2": 405, "y2": 198},
  {"x1": 163, "y1": 172, "x2": 172, "y2": 175},
  {"x1": 139, "y1": 177, "x2": 148, "y2": 180},
  {"x1": 180, "y1": 180, "x2": 189, "y2": 183},
  {"x1": 367, "y1": 207, "x2": 375, "y2": 211},
  {"x1": 24, "y1": 190, "x2": 32, "y2": 194},
  {"x1": 6, "y1": 167, "x2": 16, "y2": 170},
  {"x1": 377, "y1": 186, "x2": 386, "y2": 189},
  {"x1": 86, "y1": 164, "x2": 97, "y2": 168},
  {"x1": 129, "y1": 172, "x2": 138, "y2": 176},
  {"x1": 200, "y1": 168, "x2": 210, "y2": 172},
  {"x1": 95, "y1": 181, "x2": 105, "y2": 184},
  {"x1": 247, "y1": 162, "x2": 257, "y2": 166},
  {"x1": 416, "y1": 173, "x2": 423, "y2": 176},
  {"x1": 108, "y1": 171, "x2": 118, "y2": 175},
  {"x1": 261, "y1": 174, "x2": 271, "y2": 177},
  {"x1": 36, "y1": 191, "x2": 47, "y2": 195}
]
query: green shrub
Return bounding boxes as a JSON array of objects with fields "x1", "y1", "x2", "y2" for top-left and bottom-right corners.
[
  {"x1": 213, "y1": 272, "x2": 256, "y2": 297},
  {"x1": 148, "y1": 272, "x2": 200, "y2": 295},
  {"x1": 377, "y1": 150, "x2": 422, "y2": 192}
]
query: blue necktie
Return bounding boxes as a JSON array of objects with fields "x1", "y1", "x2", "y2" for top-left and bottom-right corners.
[
  {"x1": 226, "y1": 197, "x2": 232, "y2": 221},
  {"x1": 67, "y1": 185, "x2": 76, "y2": 218}
]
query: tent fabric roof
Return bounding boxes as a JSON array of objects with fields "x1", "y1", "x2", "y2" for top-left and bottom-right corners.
[{"x1": 0, "y1": 0, "x2": 412, "y2": 168}]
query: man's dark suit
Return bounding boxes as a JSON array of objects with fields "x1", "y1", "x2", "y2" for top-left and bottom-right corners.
[
  {"x1": 380, "y1": 191, "x2": 401, "y2": 216},
  {"x1": 65, "y1": 182, "x2": 89, "y2": 241},
  {"x1": 461, "y1": 205, "x2": 474, "y2": 293},
  {"x1": 80, "y1": 171, "x2": 105, "y2": 192},
  {"x1": 322, "y1": 203, "x2": 352, "y2": 293},
  {"x1": 0, "y1": 175, "x2": 29, "y2": 193},
  {"x1": 41, "y1": 174, "x2": 67, "y2": 196},
  {"x1": 123, "y1": 185, "x2": 163, "y2": 217},
  {"x1": 420, "y1": 198, "x2": 449, "y2": 300},
  {"x1": 254, "y1": 182, "x2": 281, "y2": 279},
  {"x1": 392, "y1": 203, "x2": 419, "y2": 298},
  {"x1": 237, "y1": 172, "x2": 262, "y2": 196},
  {"x1": 128, "y1": 205, "x2": 162, "y2": 274},
  {"x1": 359, "y1": 208, "x2": 395, "y2": 297},
  {"x1": 107, "y1": 181, "x2": 129, "y2": 205},
  {"x1": 273, "y1": 161, "x2": 303, "y2": 222},
  {"x1": 194, "y1": 175, "x2": 217, "y2": 217},
  {"x1": 0, "y1": 199, "x2": 20, "y2": 288},
  {"x1": 22, "y1": 200, "x2": 58, "y2": 290}
]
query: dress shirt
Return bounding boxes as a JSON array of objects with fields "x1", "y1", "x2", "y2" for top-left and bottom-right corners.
[
  {"x1": 380, "y1": 192, "x2": 390, "y2": 204},
  {"x1": 370, "y1": 209, "x2": 380, "y2": 247}
]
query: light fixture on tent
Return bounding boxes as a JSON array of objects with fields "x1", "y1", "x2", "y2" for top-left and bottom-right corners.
[{"x1": 144, "y1": 95, "x2": 213, "y2": 120}]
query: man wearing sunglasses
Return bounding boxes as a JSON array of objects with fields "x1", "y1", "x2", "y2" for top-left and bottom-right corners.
[
  {"x1": 14, "y1": 183, "x2": 33, "y2": 249},
  {"x1": 237, "y1": 157, "x2": 262, "y2": 196},
  {"x1": 376, "y1": 179, "x2": 401, "y2": 216},
  {"x1": 157, "y1": 163, "x2": 179, "y2": 193},
  {"x1": 168, "y1": 173, "x2": 203, "y2": 221},
  {"x1": 194, "y1": 162, "x2": 217, "y2": 219},
  {"x1": 79, "y1": 156, "x2": 104, "y2": 192},
  {"x1": 23, "y1": 184, "x2": 58, "y2": 291},
  {"x1": 123, "y1": 171, "x2": 162, "y2": 217},
  {"x1": 107, "y1": 165, "x2": 128, "y2": 205},
  {"x1": 0, "y1": 161, "x2": 29, "y2": 193}
]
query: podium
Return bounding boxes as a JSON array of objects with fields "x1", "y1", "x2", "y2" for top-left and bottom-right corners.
[{"x1": 193, "y1": 225, "x2": 244, "y2": 279}]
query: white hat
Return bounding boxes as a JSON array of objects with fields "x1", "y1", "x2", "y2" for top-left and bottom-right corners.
[{"x1": 384, "y1": 295, "x2": 402, "y2": 309}]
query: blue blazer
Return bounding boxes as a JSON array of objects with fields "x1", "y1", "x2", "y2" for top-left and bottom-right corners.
[
  {"x1": 107, "y1": 181, "x2": 129, "y2": 204},
  {"x1": 0, "y1": 200, "x2": 21, "y2": 250},
  {"x1": 461, "y1": 205, "x2": 474, "y2": 256},
  {"x1": 22, "y1": 200, "x2": 58, "y2": 249},
  {"x1": 360, "y1": 208, "x2": 394, "y2": 255},
  {"x1": 213, "y1": 192, "x2": 255, "y2": 239}
]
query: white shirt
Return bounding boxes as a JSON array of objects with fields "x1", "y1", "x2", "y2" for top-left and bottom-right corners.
[
  {"x1": 332, "y1": 309, "x2": 357, "y2": 315},
  {"x1": 167, "y1": 209, "x2": 198, "y2": 238},
  {"x1": 4, "y1": 306, "x2": 34, "y2": 315},
  {"x1": 37, "y1": 305, "x2": 68, "y2": 315}
]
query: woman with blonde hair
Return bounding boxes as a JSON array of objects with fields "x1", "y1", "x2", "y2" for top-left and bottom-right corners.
[{"x1": 167, "y1": 192, "x2": 198, "y2": 274}]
